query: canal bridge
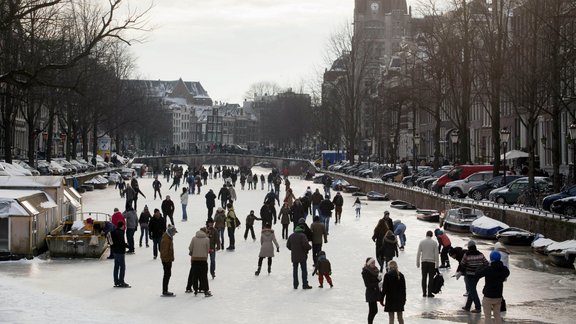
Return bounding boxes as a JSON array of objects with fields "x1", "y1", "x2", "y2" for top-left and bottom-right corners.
[{"x1": 131, "y1": 154, "x2": 316, "y2": 175}]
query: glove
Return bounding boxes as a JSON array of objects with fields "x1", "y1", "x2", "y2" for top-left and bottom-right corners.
[
  {"x1": 276, "y1": 248, "x2": 280, "y2": 253},
  {"x1": 324, "y1": 239, "x2": 328, "y2": 244},
  {"x1": 454, "y1": 272, "x2": 462, "y2": 280}
]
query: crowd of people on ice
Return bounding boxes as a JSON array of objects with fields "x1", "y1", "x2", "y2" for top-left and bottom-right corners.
[{"x1": 105, "y1": 165, "x2": 509, "y2": 323}]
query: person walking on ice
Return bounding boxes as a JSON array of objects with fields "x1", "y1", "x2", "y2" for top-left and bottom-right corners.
[
  {"x1": 255, "y1": 223, "x2": 280, "y2": 275},
  {"x1": 353, "y1": 197, "x2": 362, "y2": 219},
  {"x1": 380, "y1": 260, "x2": 406, "y2": 324}
]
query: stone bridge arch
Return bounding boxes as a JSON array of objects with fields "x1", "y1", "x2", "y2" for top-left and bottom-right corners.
[{"x1": 133, "y1": 154, "x2": 316, "y2": 176}]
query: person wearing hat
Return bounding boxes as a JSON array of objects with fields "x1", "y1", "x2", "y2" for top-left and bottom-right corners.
[
  {"x1": 476, "y1": 250, "x2": 510, "y2": 323},
  {"x1": 458, "y1": 240, "x2": 489, "y2": 313},
  {"x1": 435, "y1": 228, "x2": 452, "y2": 269},
  {"x1": 416, "y1": 230, "x2": 439, "y2": 297},
  {"x1": 362, "y1": 257, "x2": 381, "y2": 324},
  {"x1": 225, "y1": 203, "x2": 240, "y2": 250},
  {"x1": 123, "y1": 206, "x2": 138, "y2": 253},
  {"x1": 160, "y1": 225, "x2": 178, "y2": 296},
  {"x1": 138, "y1": 205, "x2": 152, "y2": 248},
  {"x1": 287, "y1": 221, "x2": 312, "y2": 289},
  {"x1": 382, "y1": 211, "x2": 394, "y2": 232}
]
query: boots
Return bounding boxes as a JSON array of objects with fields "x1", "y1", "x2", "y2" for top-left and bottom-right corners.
[
  {"x1": 255, "y1": 266, "x2": 261, "y2": 276},
  {"x1": 267, "y1": 265, "x2": 271, "y2": 274}
]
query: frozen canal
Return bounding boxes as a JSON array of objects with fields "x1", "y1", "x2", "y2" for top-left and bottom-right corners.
[{"x1": 1, "y1": 166, "x2": 575, "y2": 324}]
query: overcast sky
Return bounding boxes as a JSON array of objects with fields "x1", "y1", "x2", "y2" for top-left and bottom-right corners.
[{"x1": 128, "y1": 0, "x2": 355, "y2": 104}]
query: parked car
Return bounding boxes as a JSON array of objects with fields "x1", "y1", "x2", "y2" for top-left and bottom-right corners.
[
  {"x1": 381, "y1": 169, "x2": 400, "y2": 182},
  {"x1": 442, "y1": 171, "x2": 508, "y2": 198},
  {"x1": 55, "y1": 159, "x2": 78, "y2": 174},
  {"x1": 488, "y1": 177, "x2": 551, "y2": 205},
  {"x1": 542, "y1": 185, "x2": 576, "y2": 211},
  {"x1": 401, "y1": 167, "x2": 434, "y2": 186},
  {"x1": 416, "y1": 169, "x2": 448, "y2": 188},
  {"x1": 468, "y1": 175, "x2": 524, "y2": 201},
  {"x1": 550, "y1": 196, "x2": 576, "y2": 217},
  {"x1": 431, "y1": 165, "x2": 496, "y2": 193},
  {"x1": 14, "y1": 160, "x2": 41, "y2": 176}
]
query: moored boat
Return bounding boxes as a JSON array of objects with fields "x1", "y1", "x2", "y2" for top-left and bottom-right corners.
[
  {"x1": 496, "y1": 227, "x2": 536, "y2": 246},
  {"x1": 416, "y1": 209, "x2": 440, "y2": 222},
  {"x1": 548, "y1": 250, "x2": 576, "y2": 269},
  {"x1": 366, "y1": 191, "x2": 389, "y2": 201},
  {"x1": 390, "y1": 200, "x2": 416, "y2": 210},
  {"x1": 531, "y1": 236, "x2": 555, "y2": 255},
  {"x1": 46, "y1": 212, "x2": 110, "y2": 258},
  {"x1": 442, "y1": 207, "x2": 485, "y2": 233},
  {"x1": 470, "y1": 216, "x2": 509, "y2": 239}
]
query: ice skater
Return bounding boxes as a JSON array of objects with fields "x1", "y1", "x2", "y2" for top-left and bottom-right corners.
[
  {"x1": 255, "y1": 223, "x2": 280, "y2": 275},
  {"x1": 312, "y1": 251, "x2": 333, "y2": 288}
]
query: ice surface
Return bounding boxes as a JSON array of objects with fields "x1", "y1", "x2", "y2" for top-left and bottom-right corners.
[{"x1": 1, "y1": 166, "x2": 575, "y2": 324}]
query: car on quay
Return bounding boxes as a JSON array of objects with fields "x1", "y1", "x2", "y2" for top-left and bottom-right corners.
[
  {"x1": 442, "y1": 171, "x2": 510, "y2": 198},
  {"x1": 542, "y1": 185, "x2": 576, "y2": 211},
  {"x1": 431, "y1": 164, "x2": 496, "y2": 193},
  {"x1": 401, "y1": 167, "x2": 434, "y2": 186},
  {"x1": 418, "y1": 169, "x2": 450, "y2": 189},
  {"x1": 550, "y1": 196, "x2": 576, "y2": 217},
  {"x1": 468, "y1": 175, "x2": 524, "y2": 201},
  {"x1": 488, "y1": 177, "x2": 552, "y2": 205}
]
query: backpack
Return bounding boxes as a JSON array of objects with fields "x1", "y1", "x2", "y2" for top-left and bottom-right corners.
[{"x1": 430, "y1": 271, "x2": 444, "y2": 294}]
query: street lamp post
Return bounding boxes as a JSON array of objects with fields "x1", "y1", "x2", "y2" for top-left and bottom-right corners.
[
  {"x1": 414, "y1": 133, "x2": 421, "y2": 173},
  {"x1": 569, "y1": 122, "x2": 576, "y2": 185},
  {"x1": 450, "y1": 130, "x2": 459, "y2": 164},
  {"x1": 389, "y1": 134, "x2": 395, "y2": 169},
  {"x1": 500, "y1": 128, "x2": 511, "y2": 184}
]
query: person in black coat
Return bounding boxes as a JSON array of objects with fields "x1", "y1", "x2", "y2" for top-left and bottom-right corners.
[
  {"x1": 380, "y1": 260, "x2": 406, "y2": 324},
  {"x1": 260, "y1": 202, "x2": 276, "y2": 227},
  {"x1": 477, "y1": 251, "x2": 510, "y2": 323},
  {"x1": 380, "y1": 230, "x2": 399, "y2": 272},
  {"x1": 205, "y1": 189, "x2": 217, "y2": 220},
  {"x1": 148, "y1": 209, "x2": 166, "y2": 260},
  {"x1": 130, "y1": 178, "x2": 146, "y2": 211},
  {"x1": 111, "y1": 221, "x2": 130, "y2": 288},
  {"x1": 161, "y1": 196, "x2": 175, "y2": 226},
  {"x1": 217, "y1": 184, "x2": 230, "y2": 209},
  {"x1": 318, "y1": 195, "x2": 334, "y2": 234},
  {"x1": 362, "y1": 257, "x2": 381, "y2": 324}
]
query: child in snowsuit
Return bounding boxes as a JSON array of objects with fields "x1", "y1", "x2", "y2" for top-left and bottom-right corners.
[{"x1": 312, "y1": 250, "x2": 333, "y2": 288}]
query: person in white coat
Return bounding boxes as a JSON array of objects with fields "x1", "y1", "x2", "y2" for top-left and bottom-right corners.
[{"x1": 416, "y1": 230, "x2": 439, "y2": 297}]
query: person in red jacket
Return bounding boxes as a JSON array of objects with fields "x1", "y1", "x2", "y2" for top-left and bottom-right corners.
[
  {"x1": 435, "y1": 228, "x2": 452, "y2": 269},
  {"x1": 111, "y1": 208, "x2": 125, "y2": 229}
]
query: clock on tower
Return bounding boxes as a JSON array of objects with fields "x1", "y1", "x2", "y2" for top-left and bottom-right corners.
[{"x1": 370, "y1": 1, "x2": 379, "y2": 12}]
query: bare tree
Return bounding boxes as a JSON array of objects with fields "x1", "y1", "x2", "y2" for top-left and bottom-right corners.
[
  {"x1": 243, "y1": 81, "x2": 282, "y2": 101},
  {"x1": 0, "y1": 0, "x2": 150, "y2": 162},
  {"x1": 321, "y1": 23, "x2": 375, "y2": 163}
]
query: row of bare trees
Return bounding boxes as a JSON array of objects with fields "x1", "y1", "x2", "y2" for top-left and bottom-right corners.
[
  {"x1": 318, "y1": 0, "x2": 576, "y2": 190},
  {"x1": 0, "y1": 0, "x2": 169, "y2": 166}
]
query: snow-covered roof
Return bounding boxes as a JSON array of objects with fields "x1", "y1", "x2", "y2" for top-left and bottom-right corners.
[
  {"x1": 0, "y1": 189, "x2": 57, "y2": 217},
  {"x1": 0, "y1": 176, "x2": 64, "y2": 188},
  {"x1": 0, "y1": 199, "x2": 29, "y2": 217}
]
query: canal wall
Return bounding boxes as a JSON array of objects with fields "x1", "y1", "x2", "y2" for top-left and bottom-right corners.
[{"x1": 338, "y1": 175, "x2": 576, "y2": 242}]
